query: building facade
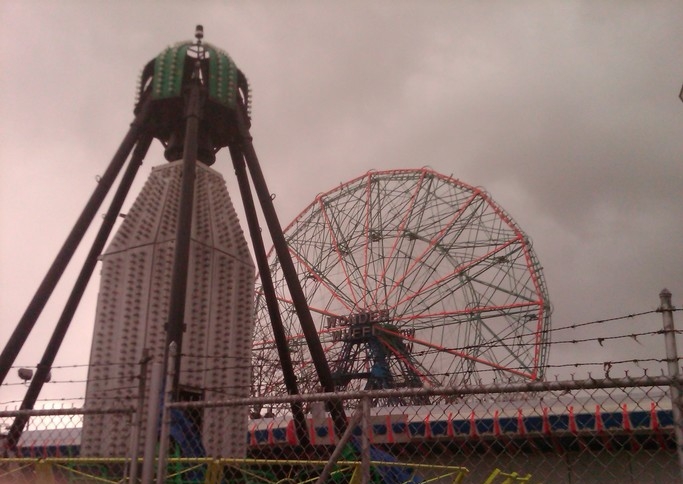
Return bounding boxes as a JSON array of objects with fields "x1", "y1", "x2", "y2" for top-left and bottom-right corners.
[{"x1": 82, "y1": 160, "x2": 254, "y2": 457}]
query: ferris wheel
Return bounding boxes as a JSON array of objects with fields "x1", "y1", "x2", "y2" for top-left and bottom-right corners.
[{"x1": 251, "y1": 168, "x2": 551, "y2": 408}]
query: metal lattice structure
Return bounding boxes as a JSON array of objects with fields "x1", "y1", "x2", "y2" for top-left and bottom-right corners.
[{"x1": 252, "y1": 168, "x2": 551, "y2": 409}]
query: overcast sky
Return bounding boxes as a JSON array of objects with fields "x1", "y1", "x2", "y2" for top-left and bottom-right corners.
[{"x1": 1, "y1": 1, "x2": 682, "y2": 407}]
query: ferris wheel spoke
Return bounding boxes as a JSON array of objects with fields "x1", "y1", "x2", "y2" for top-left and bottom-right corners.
[
  {"x1": 368, "y1": 173, "x2": 433, "y2": 308},
  {"x1": 386, "y1": 178, "x2": 452, "y2": 308},
  {"x1": 378, "y1": 336, "x2": 442, "y2": 387},
  {"x1": 400, "y1": 257, "x2": 531, "y2": 320},
  {"x1": 327, "y1": 198, "x2": 374, "y2": 299},
  {"x1": 252, "y1": 319, "x2": 349, "y2": 355},
  {"x1": 377, "y1": 324, "x2": 533, "y2": 379},
  {"x1": 253, "y1": 287, "x2": 351, "y2": 331},
  {"x1": 396, "y1": 237, "x2": 515, "y2": 313},
  {"x1": 389, "y1": 236, "x2": 521, "y2": 315},
  {"x1": 318, "y1": 199, "x2": 362, "y2": 307},
  {"x1": 262, "y1": 319, "x2": 363, "y2": 351},
  {"x1": 462, "y1": 269, "x2": 538, "y2": 305},
  {"x1": 475, "y1": 322, "x2": 536, "y2": 376},
  {"x1": 390, "y1": 242, "x2": 449, "y2": 317},
  {"x1": 288, "y1": 248, "x2": 356, "y2": 312},
  {"x1": 294, "y1": 340, "x2": 345, "y2": 374},
  {"x1": 378, "y1": 193, "x2": 479, "y2": 308},
  {"x1": 463, "y1": 249, "x2": 531, "y2": 298},
  {"x1": 371, "y1": 171, "x2": 428, "y2": 306},
  {"x1": 419, "y1": 332, "x2": 530, "y2": 379},
  {"x1": 362, "y1": 174, "x2": 374, "y2": 308},
  {"x1": 394, "y1": 304, "x2": 541, "y2": 336}
]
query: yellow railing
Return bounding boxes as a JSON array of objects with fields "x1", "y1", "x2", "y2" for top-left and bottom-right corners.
[
  {"x1": 482, "y1": 468, "x2": 535, "y2": 484},
  {"x1": 0, "y1": 457, "x2": 534, "y2": 483},
  {"x1": 0, "y1": 457, "x2": 468, "y2": 483}
]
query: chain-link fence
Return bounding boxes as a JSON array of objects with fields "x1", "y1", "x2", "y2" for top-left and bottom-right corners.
[
  {"x1": 1, "y1": 374, "x2": 680, "y2": 483},
  {"x1": 2, "y1": 301, "x2": 681, "y2": 482},
  {"x1": 0, "y1": 407, "x2": 133, "y2": 483}
]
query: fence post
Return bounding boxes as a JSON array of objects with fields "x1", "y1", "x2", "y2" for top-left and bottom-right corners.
[
  {"x1": 658, "y1": 288, "x2": 683, "y2": 480},
  {"x1": 127, "y1": 348, "x2": 150, "y2": 483},
  {"x1": 361, "y1": 396, "x2": 371, "y2": 484},
  {"x1": 315, "y1": 408, "x2": 363, "y2": 484},
  {"x1": 141, "y1": 360, "x2": 163, "y2": 484},
  {"x1": 156, "y1": 342, "x2": 177, "y2": 484}
]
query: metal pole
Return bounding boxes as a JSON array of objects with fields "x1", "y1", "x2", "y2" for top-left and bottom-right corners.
[
  {"x1": 0, "y1": 99, "x2": 153, "y2": 385},
  {"x1": 164, "y1": 77, "x2": 202, "y2": 399},
  {"x1": 360, "y1": 396, "x2": 371, "y2": 484},
  {"x1": 658, "y1": 288, "x2": 683, "y2": 480},
  {"x1": 234, "y1": 107, "x2": 347, "y2": 436},
  {"x1": 228, "y1": 145, "x2": 310, "y2": 447},
  {"x1": 156, "y1": 343, "x2": 177, "y2": 484},
  {"x1": 315, "y1": 410, "x2": 362, "y2": 484},
  {"x1": 141, "y1": 361, "x2": 163, "y2": 484},
  {"x1": 128, "y1": 348, "x2": 151, "y2": 484},
  {"x1": 5, "y1": 134, "x2": 153, "y2": 452}
]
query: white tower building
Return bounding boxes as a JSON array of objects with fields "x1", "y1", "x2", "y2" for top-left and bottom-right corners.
[{"x1": 82, "y1": 160, "x2": 254, "y2": 457}]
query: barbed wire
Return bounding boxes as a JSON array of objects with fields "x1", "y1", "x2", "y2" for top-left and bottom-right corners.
[
  {"x1": 3, "y1": 356, "x2": 676, "y2": 392},
  {"x1": 458, "y1": 328, "x2": 667, "y2": 352},
  {"x1": 9, "y1": 361, "x2": 137, "y2": 370},
  {"x1": 181, "y1": 352, "x2": 248, "y2": 360},
  {"x1": 5, "y1": 358, "x2": 675, "y2": 391},
  {"x1": 548, "y1": 310, "x2": 661, "y2": 333},
  {"x1": 250, "y1": 309, "x2": 678, "y2": 361},
  {"x1": 1, "y1": 307, "x2": 679, "y2": 407},
  {"x1": 0, "y1": 392, "x2": 137, "y2": 407},
  {"x1": 2, "y1": 374, "x2": 141, "y2": 387},
  {"x1": 418, "y1": 312, "x2": 675, "y2": 353}
]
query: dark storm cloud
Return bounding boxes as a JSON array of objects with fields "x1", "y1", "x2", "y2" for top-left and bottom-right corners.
[{"x1": 0, "y1": 1, "x2": 681, "y2": 406}]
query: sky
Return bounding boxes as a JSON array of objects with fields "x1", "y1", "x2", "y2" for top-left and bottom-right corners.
[{"x1": 1, "y1": 1, "x2": 682, "y2": 408}]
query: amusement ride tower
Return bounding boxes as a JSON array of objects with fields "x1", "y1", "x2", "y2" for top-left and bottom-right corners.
[
  {"x1": 0, "y1": 26, "x2": 344, "y2": 457},
  {"x1": 80, "y1": 152, "x2": 255, "y2": 456}
]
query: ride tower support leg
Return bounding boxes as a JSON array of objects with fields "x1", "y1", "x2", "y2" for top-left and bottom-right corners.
[
  {"x1": 229, "y1": 145, "x2": 310, "y2": 448},
  {"x1": 163, "y1": 79, "x2": 202, "y2": 399},
  {"x1": 233, "y1": 107, "x2": 347, "y2": 436},
  {"x1": 0, "y1": 99, "x2": 153, "y2": 385},
  {"x1": 5, "y1": 135, "x2": 154, "y2": 452}
]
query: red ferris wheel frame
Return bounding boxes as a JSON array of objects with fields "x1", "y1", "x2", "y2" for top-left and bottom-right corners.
[{"x1": 251, "y1": 168, "x2": 551, "y2": 406}]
